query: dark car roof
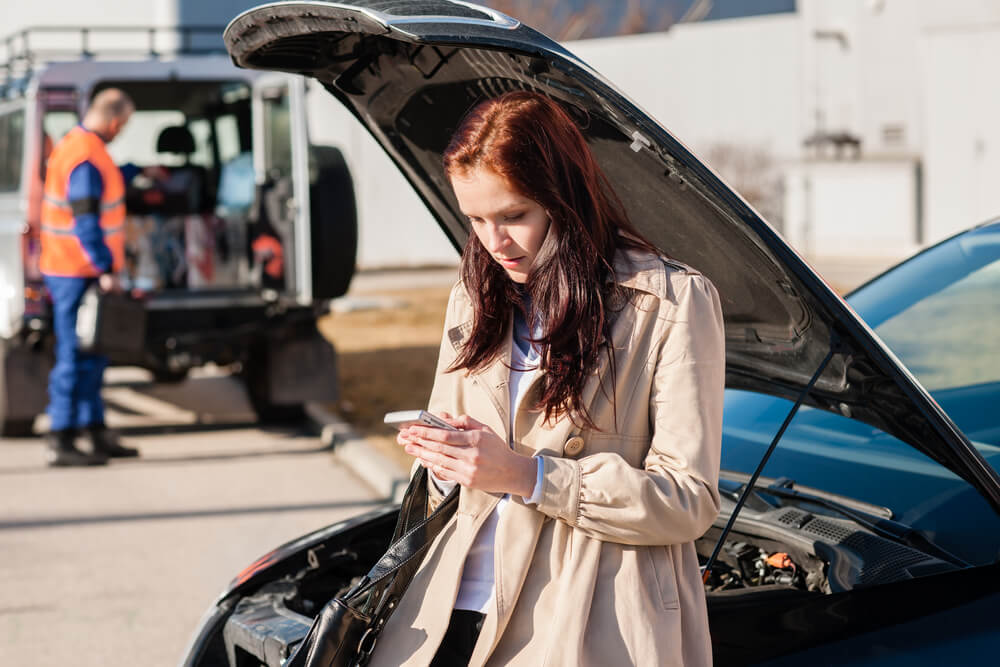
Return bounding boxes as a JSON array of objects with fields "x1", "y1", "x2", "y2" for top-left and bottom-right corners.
[{"x1": 223, "y1": 0, "x2": 1000, "y2": 510}]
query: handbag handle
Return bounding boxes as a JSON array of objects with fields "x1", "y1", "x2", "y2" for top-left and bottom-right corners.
[
  {"x1": 349, "y1": 467, "x2": 459, "y2": 600},
  {"x1": 283, "y1": 467, "x2": 459, "y2": 667}
]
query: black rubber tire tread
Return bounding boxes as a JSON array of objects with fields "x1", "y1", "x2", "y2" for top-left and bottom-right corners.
[
  {"x1": 1, "y1": 418, "x2": 36, "y2": 438},
  {"x1": 152, "y1": 368, "x2": 189, "y2": 384},
  {"x1": 241, "y1": 341, "x2": 306, "y2": 423},
  {"x1": 0, "y1": 339, "x2": 41, "y2": 438},
  {"x1": 309, "y1": 144, "x2": 358, "y2": 299}
]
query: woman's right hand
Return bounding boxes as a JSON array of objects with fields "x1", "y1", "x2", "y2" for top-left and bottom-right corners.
[{"x1": 398, "y1": 411, "x2": 537, "y2": 498}]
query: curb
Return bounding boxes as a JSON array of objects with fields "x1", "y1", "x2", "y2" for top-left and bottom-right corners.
[{"x1": 304, "y1": 402, "x2": 410, "y2": 503}]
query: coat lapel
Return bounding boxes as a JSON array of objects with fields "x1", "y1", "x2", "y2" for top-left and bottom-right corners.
[
  {"x1": 448, "y1": 317, "x2": 513, "y2": 518},
  {"x1": 449, "y1": 317, "x2": 513, "y2": 445}
]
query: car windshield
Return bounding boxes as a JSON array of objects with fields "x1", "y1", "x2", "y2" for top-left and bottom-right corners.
[
  {"x1": 849, "y1": 221, "x2": 1000, "y2": 450},
  {"x1": 721, "y1": 221, "x2": 1000, "y2": 567}
]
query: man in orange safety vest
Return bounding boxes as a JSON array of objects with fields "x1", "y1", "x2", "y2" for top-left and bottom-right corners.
[{"x1": 41, "y1": 88, "x2": 140, "y2": 466}]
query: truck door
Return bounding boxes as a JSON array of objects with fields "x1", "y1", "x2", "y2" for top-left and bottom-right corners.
[
  {"x1": 251, "y1": 74, "x2": 312, "y2": 304},
  {"x1": 0, "y1": 97, "x2": 28, "y2": 339}
]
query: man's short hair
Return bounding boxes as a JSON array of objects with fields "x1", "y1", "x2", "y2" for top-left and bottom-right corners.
[{"x1": 89, "y1": 88, "x2": 135, "y2": 121}]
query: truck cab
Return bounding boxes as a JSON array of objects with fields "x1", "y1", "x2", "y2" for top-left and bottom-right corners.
[{"x1": 0, "y1": 27, "x2": 357, "y2": 434}]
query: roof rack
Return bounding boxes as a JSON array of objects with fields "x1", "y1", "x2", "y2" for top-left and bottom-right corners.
[{"x1": 1, "y1": 26, "x2": 228, "y2": 94}]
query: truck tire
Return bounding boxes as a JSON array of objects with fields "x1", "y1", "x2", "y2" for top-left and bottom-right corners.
[
  {"x1": 152, "y1": 368, "x2": 189, "y2": 384},
  {"x1": 241, "y1": 343, "x2": 305, "y2": 423},
  {"x1": 0, "y1": 339, "x2": 48, "y2": 438},
  {"x1": 1, "y1": 417, "x2": 35, "y2": 438},
  {"x1": 309, "y1": 145, "x2": 358, "y2": 299}
]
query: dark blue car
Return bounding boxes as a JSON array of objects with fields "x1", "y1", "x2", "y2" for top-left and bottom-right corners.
[{"x1": 182, "y1": 3, "x2": 1000, "y2": 665}]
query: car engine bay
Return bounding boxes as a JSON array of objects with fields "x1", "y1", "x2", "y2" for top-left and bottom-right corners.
[
  {"x1": 698, "y1": 495, "x2": 960, "y2": 599},
  {"x1": 197, "y1": 491, "x2": 963, "y2": 667}
]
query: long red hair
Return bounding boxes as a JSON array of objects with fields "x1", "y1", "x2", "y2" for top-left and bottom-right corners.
[{"x1": 443, "y1": 91, "x2": 656, "y2": 428}]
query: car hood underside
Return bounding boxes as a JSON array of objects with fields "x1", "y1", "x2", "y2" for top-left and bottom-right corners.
[{"x1": 223, "y1": 0, "x2": 1000, "y2": 509}]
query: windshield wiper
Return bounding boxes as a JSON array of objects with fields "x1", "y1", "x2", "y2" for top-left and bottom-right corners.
[{"x1": 755, "y1": 479, "x2": 968, "y2": 568}]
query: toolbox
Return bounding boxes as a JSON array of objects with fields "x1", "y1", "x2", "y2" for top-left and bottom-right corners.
[{"x1": 75, "y1": 285, "x2": 147, "y2": 360}]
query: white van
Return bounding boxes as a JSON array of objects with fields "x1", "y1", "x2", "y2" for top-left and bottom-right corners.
[{"x1": 0, "y1": 27, "x2": 357, "y2": 434}]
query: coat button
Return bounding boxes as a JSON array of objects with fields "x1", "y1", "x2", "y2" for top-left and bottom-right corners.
[{"x1": 564, "y1": 436, "x2": 585, "y2": 457}]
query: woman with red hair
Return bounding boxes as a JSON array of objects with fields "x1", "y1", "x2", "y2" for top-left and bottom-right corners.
[{"x1": 386, "y1": 91, "x2": 725, "y2": 666}]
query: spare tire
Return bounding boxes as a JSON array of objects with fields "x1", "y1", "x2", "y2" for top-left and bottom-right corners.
[{"x1": 309, "y1": 145, "x2": 358, "y2": 299}]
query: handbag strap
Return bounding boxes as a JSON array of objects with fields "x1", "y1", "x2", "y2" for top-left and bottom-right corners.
[
  {"x1": 390, "y1": 465, "x2": 431, "y2": 543},
  {"x1": 367, "y1": 486, "x2": 458, "y2": 588},
  {"x1": 348, "y1": 468, "x2": 459, "y2": 602}
]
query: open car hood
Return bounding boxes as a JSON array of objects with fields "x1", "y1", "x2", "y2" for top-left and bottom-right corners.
[{"x1": 224, "y1": 0, "x2": 1000, "y2": 509}]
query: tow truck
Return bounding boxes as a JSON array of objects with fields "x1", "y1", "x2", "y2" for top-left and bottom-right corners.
[{"x1": 0, "y1": 26, "x2": 358, "y2": 433}]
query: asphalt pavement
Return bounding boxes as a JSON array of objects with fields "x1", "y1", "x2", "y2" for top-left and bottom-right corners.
[{"x1": 0, "y1": 369, "x2": 383, "y2": 667}]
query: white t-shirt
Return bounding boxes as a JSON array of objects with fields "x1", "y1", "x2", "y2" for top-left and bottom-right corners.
[{"x1": 429, "y1": 309, "x2": 545, "y2": 613}]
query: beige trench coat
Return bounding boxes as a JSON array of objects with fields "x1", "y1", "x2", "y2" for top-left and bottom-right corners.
[{"x1": 371, "y1": 249, "x2": 726, "y2": 666}]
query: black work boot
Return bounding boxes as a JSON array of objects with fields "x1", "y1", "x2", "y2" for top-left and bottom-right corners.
[
  {"x1": 86, "y1": 424, "x2": 140, "y2": 458},
  {"x1": 46, "y1": 429, "x2": 108, "y2": 467}
]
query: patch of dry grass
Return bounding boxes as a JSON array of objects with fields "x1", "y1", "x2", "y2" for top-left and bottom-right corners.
[{"x1": 318, "y1": 286, "x2": 452, "y2": 471}]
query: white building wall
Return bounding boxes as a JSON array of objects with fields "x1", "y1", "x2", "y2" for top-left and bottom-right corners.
[
  {"x1": 922, "y1": 24, "x2": 1000, "y2": 243},
  {"x1": 1, "y1": 0, "x2": 176, "y2": 29},
  {"x1": 570, "y1": 14, "x2": 802, "y2": 161},
  {"x1": 797, "y1": 0, "x2": 1000, "y2": 250},
  {"x1": 783, "y1": 160, "x2": 919, "y2": 258}
]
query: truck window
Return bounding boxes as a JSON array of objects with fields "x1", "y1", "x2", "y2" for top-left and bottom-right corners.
[
  {"x1": 43, "y1": 110, "x2": 78, "y2": 143},
  {"x1": 215, "y1": 114, "x2": 243, "y2": 164},
  {"x1": 188, "y1": 118, "x2": 213, "y2": 167},
  {"x1": 0, "y1": 109, "x2": 25, "y2": 192},
  {"x1": 41, "y1": 110, "x2": 78, "y2": 177},
  {"x1": 84, "y1": 80, "x2": 256, "y2": 291},
  {"x1": 107, "y1": 110, "x2": 191, "y2": 167},
  {"x1": 262, "y1": 90, "x2": 291, "y2": 180}
]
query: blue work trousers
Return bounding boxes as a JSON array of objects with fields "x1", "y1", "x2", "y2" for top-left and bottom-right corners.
[{"x1": 44, "y1": 275, "x2": 108, "y2": 431}]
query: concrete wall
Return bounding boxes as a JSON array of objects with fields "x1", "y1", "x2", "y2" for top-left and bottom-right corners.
[
  {"x1": 922, "y1": 23, "x2": 1000, "y2": 243},
  {"x1": 783, "y1": 159, "x2": 919, "y2": 259},
  {"x1": 797, "y1": 0, "x2": 1000, "y2": 248},
  {"x1": 1, "y1": 1, "x2": 175, "y2": 33},
  {"x1": 570, "y1": 14, "x2": 802, "y2": 161}
]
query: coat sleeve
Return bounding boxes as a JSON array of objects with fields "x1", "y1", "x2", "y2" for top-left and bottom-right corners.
[
  {"x1": 533, "y1": 273, "x2": 725, "y2": 545},
  {"x1": 418, "y1": 281, "x2": 468, "y2": 514}
]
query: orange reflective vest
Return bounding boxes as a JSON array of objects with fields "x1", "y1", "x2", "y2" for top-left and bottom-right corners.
[{"x1": 39, "y1": 126, "x2": 126, "y2": 277}]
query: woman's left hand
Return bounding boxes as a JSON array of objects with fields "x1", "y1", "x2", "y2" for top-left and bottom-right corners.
[{"x1": 401, "y1": 413, "x2": 537, "y2": 498}]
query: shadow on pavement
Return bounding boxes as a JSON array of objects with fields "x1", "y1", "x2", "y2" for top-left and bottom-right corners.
[
  {"x1": 0, "y1": 497, "x2": 387, "y2": 531},
  {"x1": 111, "y1": 420, "x2": 263, "y2": 437},
  {"x1": 0, "y1": 438, "x2": 331, "y2": 476},
  {"x1": 109, "y1": 442, "x2": 333, "y2": 466}
]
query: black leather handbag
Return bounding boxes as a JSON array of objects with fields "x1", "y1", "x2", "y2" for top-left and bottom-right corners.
[{"x1": 286, "y1": 466, "x2": 459, "y2": 667}]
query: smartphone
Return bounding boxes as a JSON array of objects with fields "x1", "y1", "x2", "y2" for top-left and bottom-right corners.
[{"x1": 384, "y1": 410, "x2": 459, "y2": 431}]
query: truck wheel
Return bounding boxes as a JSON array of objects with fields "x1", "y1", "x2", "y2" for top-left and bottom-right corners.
[
  {"x1": 309, "y1": 145, "x2": 358, "y2": 299},
  {"x1": 248, "y1": 392, "x2": 305, "y2": 423},
  {"x1": 152, "y1": 368, "x2": 189, "y2": 384},
  {"x1": 1, "y1": 418, "x2": 36, "y2": 438},
  {"x1": 0, "y1": 339, "x2": 47, "y2": 438},
  {"x1": 241, "y1": 346, "x2": 305, "y2": 423}
]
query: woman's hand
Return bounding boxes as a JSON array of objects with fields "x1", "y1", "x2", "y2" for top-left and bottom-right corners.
[{"x1": 397, "y1": 412, "x2": 537, "y2": 497}]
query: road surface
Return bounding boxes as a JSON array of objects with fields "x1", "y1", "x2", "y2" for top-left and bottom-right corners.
[{"x1": 0, "y1": 368, "x2": 382, "y2": 667}]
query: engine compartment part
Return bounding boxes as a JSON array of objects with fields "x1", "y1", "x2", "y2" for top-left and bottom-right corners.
[
  {"x1": 702, "y1": 543, "x2": 814, "y2": 593},
  {"x1": 698, "y1": 504, "x2": 960, "y2": 598}
]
